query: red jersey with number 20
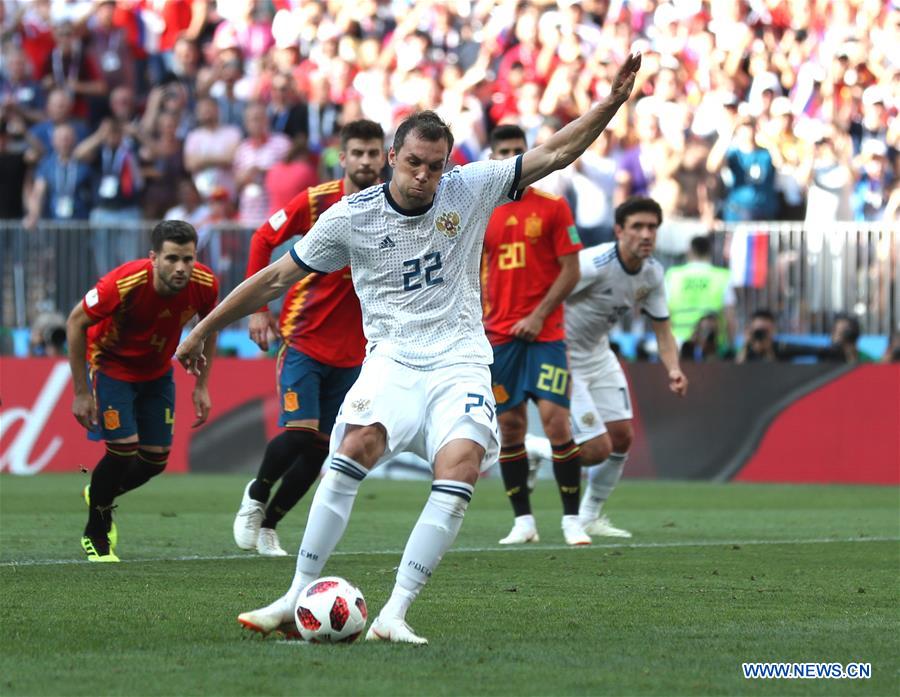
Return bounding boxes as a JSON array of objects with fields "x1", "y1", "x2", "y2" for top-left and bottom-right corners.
[
  {"x1": 482, "y1": 187, "x2": 582, "y2": 345},
  {"x1": 246, "y1": 179, "x2": 365, "y2": 368},
  {"x1": 84, "y1": 259, "x2": 219, "y2": 381}
]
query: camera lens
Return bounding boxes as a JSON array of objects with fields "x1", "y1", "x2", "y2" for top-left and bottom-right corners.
[{"x1": 751, "y1": 328, "x2": 768, "y2": 341}]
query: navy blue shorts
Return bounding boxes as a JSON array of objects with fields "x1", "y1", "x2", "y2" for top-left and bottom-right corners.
[
  {"x1": 490, "y1": 340, "x2": 570, "y2": 414},
  {"x1": 88, "y1": 369, "x2": 175, "y2": 446},
  {"x1": 277, "y1": 346, "x2": 361, "y2": 433}
]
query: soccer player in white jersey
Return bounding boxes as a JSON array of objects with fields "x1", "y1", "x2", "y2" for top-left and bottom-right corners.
[
  {"x1": 527, "y1": 197, "x2": 688, "y2": 538},
  {"x1": 175, "y1": 53, "x2": 642, "y2": 645}
]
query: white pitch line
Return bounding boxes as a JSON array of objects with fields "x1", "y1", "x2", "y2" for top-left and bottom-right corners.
[{"x1": 1, "y1": 536, "x2": 897, "y2": 568}]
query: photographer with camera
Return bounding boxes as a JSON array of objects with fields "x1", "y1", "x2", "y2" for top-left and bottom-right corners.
[
  {"x1": 735, "y1": 309, "x2": 780, "y2": 363},
  {"x1": 680, "y1": 313, "x2": 734, "y2": 362}
]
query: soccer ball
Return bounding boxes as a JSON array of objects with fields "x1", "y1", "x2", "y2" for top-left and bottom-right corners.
[{"x1": 294, "y1": 576, "x2": 368, "y2": 643}]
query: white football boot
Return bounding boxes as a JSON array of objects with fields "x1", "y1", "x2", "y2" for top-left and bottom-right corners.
[
  {"x1": 256, "y1": 528, "x2": 288, "y2": 556},
  {"x1": 233, "y1": 480, "x2": 265, "y2": 550},
  {"x1": 498, "y1": 515, "x2": 540, "y2": 545},
  {"x1": 237, "y1": 594, "x2": 295, "y2": 636},
  {"x1": 561, "y1": 515, "x2": 591, "y2": 546},
  {"x1": 365, "y1": 616, "x2": 428, "y2": 645},
  {"x1": 582, "y1": 515, "x2": 632, "y2": 538}
]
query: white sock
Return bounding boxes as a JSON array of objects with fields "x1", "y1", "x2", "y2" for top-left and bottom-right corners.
[
  {"x1": 379, "y1": 481, "x2": 473, "y2": 621},
  {"x1": 286, "y1": 454, "x2": 366, "y2": 600},
  {"x1": 579, "y1": 452, "x2": 627, "y2": 521}
]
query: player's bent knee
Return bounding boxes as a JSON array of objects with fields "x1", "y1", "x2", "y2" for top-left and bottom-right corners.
[
  {"x1": 580, "y1": 434, "x2": 612, "y2": 465},
  {"x1": 338, "y1": 423, "x2": 387, "y2": 468}
]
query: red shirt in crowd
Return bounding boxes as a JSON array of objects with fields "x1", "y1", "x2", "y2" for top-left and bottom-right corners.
[
  {"x1": 482, "y1": 187, "x2": 582, "y2": 346},
  {"x1": 84, "y1": 259, "x2": 218, "y2": 381},
  {"x1": 246, "y1": 179, "x2": 365, "y2": 368}
]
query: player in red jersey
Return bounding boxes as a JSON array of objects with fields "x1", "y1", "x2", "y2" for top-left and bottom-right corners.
[
  {"x1": 232, "y1": 119, "x2": 386, "y2": 557},
  {"x1": 481, "y1": 124, "x2": 588, "y2": 546},
  {"x1": 66, "y1": 220, "x2": 218, "y2": 562}
]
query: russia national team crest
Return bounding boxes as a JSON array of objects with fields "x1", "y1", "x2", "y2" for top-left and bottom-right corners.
[
  {"x1": 351, "y1": 398, "x2": 371, "y2": 415},
  {"x1": 581, "y1": 412, "x2": 596, "y2": 427},
  {"x1": 103, "y1": 408, "x2": 121, "y2": 430},
  {"x1": 436, "y1": 211, "x2": 461, "y2": 238},
  {"x1": 635, "y1": 287, "x2": 651, "y2": 303}
]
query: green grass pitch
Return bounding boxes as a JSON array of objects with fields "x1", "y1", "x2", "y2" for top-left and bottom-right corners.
[{"x1": 1, "y1": 474, "x2": 898, "y2": 696}]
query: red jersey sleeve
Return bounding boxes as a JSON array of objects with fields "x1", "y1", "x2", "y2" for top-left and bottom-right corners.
[
  {"x1": 549, "y1": 196, "x2": 582, "y2": 258},
  {"x1": 82, "y1": 266, "x2": 135, "y2": 321}
]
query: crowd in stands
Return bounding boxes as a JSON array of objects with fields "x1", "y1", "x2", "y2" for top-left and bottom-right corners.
[{"x1": 0, "y1": 0, "x2": 897, "y2": 233}]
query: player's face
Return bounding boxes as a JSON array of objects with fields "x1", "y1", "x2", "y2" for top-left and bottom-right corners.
[
  {"x1": 490, "y1": 138, "x2": 527, "y2": 161},
  {"x1": 388, "y1": 133, "x2": 449, "y2": 208},
  {"x1": 340, "y1": 137, "x2": 385, "y2": 192},
  {"x1": 615, "y1": 212, "x2": 659, "y2": 268},
  {"x1": 151, "y1": 241, "x2": 196, "y2": 295}
]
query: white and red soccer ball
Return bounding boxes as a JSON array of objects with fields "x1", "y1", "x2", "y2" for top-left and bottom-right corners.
[{"x1": 294, "y1": 576, "x2": 367, "y2": 643}]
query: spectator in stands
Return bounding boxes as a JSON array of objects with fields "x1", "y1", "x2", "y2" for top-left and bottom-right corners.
[
  {"x1": 164, "y1": 176, "x2": 209, "y2": 228},
  {"x1": 233, "y1": 101, "x2": 290, "y2": 225},
  {"x1": 74, "y1": 118, "x2": 144, "y2": 274},
  {"x1": 183, "y1": 96, "x2": 241, "y2": 201},
  {"x1": 1, "y1": 45, "x2": 46, "y2": 126},
  {"x1": 264, "y1": 134, "x2": 318, "y2": 215},
  {"x1": 201, "y1": 47, "x2": 250, "y2": 131},
  {"x1": 85, "y1": 0, "x2": 135, "y2": 92},
  {"x1": 23, "y1": 122, "x2": 92, "y2": 228},
  {"x1": 570, "y1": 131, "x2": 617, "y2": 246},
  {"x1": 0, "y1": 118, "x2": 27, "y2": 219},
  {"x1": 852, "y1": 140, "x2": 893, "y2": 221},
  {"x1": 25, "y1": 88, "x2": 88, "y2": 162},
  {"x1": 707, "y1": 114, "x2": 778, "y2": 222},
  {"x1": 805, "y1": 133, "x2": 854, "y2": 223},
  {"x1": 665, "y1": 235, "x2": 736, "y2": 351},
  {"x1": 265, "y1": 72, "x2": 308, "y2": 140},
  {"x1": 139, "y1": 111, "x2": 186, "y2": 219},
  {"x1": 38, "y1": 21, "x2": 105, "y2": 123}
]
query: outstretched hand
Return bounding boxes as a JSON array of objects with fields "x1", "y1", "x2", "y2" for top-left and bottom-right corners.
[{"x1": 609, "y1": 52, "x2": 642, "y2": 105}]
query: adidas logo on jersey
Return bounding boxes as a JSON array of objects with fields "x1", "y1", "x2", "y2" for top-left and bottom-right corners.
[{"x1": 379, "y1": 235, "x2": 396, "y2": 250}]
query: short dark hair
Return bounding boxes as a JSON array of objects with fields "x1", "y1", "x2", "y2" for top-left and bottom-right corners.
[
  {"x1": 340, "y1": 119, "x2": 385, "y2": 150},
  {"x1": 751, "y1": 308, "x2": 776, "y2": 323},
  {"x1": 392, "y1": 110, "x2": 454, "y2": 156},
  {"x1": 689, "y1": 235, "x2": 712, "y2": 258},
  {"x1": 614, "y1": 196, "x2": 663, "y2": 227},
  {"x1": 490, "y1": 124, "x2": 527, "y2": 149},
  {"x1": 834, "y1": 313, "x2": 860, "y2": 342},
  {"x1": 151, "y1": 220, "x2": 198, "y2": 251}
]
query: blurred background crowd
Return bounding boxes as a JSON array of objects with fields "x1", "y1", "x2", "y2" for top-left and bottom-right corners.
[
  {"x1": 0, "y1": 0, "x2": 897, "y2": 360},
  {"x1": 1, "y1": 0, "x2": 898, "y2": 226}
]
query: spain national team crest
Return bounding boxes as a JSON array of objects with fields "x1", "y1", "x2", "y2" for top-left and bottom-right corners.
[
  {"x1": 524, "y1": 214, "x2": 543, "y2": 243},
  {"x1": 283, "y1": 390, "x2": 299, "y2": 412},
  {"x1": 435, "y1": 211, "x2": 461, "y2": 238},
  {"x1": 103, "y1": 408, "x2": 121, "y2": 430},
  {"x1": 635, "y1": 287, "x2": 651, "y2": 304},
  {"x1": 492, "y1": 384, "x2": 510, "y2": 404}
]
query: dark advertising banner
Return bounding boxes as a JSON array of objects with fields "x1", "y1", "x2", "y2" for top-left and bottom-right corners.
[{"x1": 2, "y1": 358, "x2": 898, "y2": 483}]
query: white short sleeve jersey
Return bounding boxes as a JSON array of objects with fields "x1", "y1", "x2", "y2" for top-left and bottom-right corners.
[
  {"x1": 565, "y1": 242, "x2": 669, "y2": 374},
  {"x1": 292, "y1": 155, "x2": 523, "y2": 368}
]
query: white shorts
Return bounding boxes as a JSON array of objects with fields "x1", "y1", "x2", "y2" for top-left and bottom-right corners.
[
  {"x1": 568, "y1": 350, "x2": 633, "y2": 445},
  {"x1": 330, "y1": 354, "x2": 500, "y2": 472}
]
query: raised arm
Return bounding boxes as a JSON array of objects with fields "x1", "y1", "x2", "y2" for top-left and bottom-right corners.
[
  {"x1": 175, "y1": 253, "x2": 308, "y2": 374},
  {"x1": 519, "y1": 53, "x2": 641, "y2": 190}
]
